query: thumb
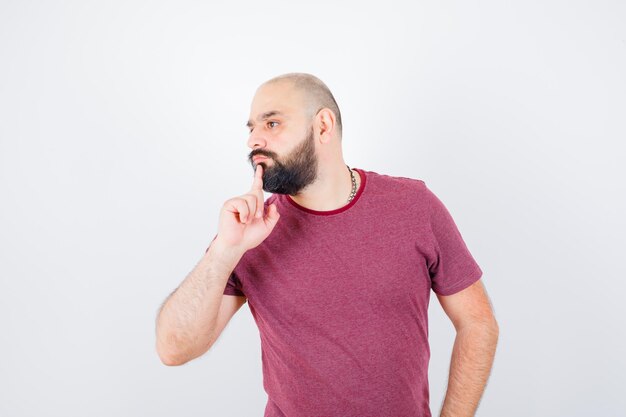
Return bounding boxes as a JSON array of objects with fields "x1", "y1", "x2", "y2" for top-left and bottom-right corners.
[{"x1": 264, "y1": 203, "x2": 280, "y2": 226}]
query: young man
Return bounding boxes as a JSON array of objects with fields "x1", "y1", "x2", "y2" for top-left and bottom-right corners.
[{"x1": 156, "y1": 72, "x2": 499, "y2": 417}]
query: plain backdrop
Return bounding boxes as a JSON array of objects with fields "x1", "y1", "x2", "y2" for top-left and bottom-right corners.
[{"x1": 1, "y1": 1, "x2": 625, "y2": 416}]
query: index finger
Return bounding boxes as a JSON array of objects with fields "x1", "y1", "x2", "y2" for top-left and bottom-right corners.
[{"x1": 251, "y1": 163, "x2": 264, "y2": 191}]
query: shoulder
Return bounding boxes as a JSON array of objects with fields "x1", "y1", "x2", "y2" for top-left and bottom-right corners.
[
  {"x1": 358, "y1": 169, "x2": 435, "y2": 217},
  {"x1": 363, "y1": 168, "x2": 428, "y2": 195}
]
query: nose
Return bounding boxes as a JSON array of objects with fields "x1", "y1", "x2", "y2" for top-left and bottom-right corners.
[{"x1": 247, "y1": 129, "x2": 267, "y2": 150}]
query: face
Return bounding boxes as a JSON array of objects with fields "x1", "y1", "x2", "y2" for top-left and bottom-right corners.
[
  {"x1": 248, "y1": 124, "x2": 318, "y2": 195},
  {"x1": 246, "y1": 82, "x2": 319, "y2": 195}
]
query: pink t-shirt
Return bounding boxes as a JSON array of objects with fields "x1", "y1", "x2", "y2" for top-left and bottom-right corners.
[{"x1": 206, "y1": 167, "x2": 483, "y2": 417}]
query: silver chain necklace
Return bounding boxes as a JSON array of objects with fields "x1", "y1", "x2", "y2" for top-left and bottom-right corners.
[{"x1": 346, "y1": 164, "x2": 357, "y2": 202}]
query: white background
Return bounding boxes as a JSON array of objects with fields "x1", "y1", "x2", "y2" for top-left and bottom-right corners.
[{"x1": 1, "y1": 1, "x2": 625, "y2": 416}]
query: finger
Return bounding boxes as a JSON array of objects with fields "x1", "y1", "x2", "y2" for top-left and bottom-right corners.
[
  {"x1": 226, "y1": 197, "x2": 251, "y2": 224},
  {"x1": 250, "y1": 164, "x2": 264, "y2": 192},
  {"x1": 251, "y1": 165, "x2": 265, "y2": 218},
  {"x1": 239, "y1": 194, "x2": 258, "y2": 222},
  {"x1": 254, "y1": 195, "x2": 264, "y2": 218},
  {"x1": 264, "y1": 203, "x2": 280, "y2": 227}
]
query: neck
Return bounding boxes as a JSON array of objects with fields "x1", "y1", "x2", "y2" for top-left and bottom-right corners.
[{"x1": 289, "y1": 163, "x2": 360, "y2": 211}]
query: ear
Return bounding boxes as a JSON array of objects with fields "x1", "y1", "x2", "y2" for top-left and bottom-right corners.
[{"x1": 315, "y1": 108, "x2": 337, "y2": 143}]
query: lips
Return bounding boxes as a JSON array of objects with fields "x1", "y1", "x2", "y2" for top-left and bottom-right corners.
[{"x1": 253, "y1": 156, "x2": 269, "y2": 163}]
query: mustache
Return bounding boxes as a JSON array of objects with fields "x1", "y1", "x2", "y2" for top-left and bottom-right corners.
[{"x1": 249, "y1": 150, "x2": 276, "y2": 160}]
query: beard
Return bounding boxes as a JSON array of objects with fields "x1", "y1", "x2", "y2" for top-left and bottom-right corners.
[{"x1": 249, "y1": 125, "x2": 319, "y2": 195}]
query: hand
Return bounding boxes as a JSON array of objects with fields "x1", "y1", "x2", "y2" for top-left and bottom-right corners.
[{"x1": 215, "y1": 164, "x2": 280, "y2": 252}]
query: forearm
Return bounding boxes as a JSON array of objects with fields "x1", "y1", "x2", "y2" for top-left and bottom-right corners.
[
  {"x1": 439, "y1": 321, "x2": 499, "y2": 417},
  {"x1": 155, "y1": 239, "x2": 244, "y2": 365}
]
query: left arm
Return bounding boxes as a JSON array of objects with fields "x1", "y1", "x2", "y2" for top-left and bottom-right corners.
[{"x1": 436, "y1": 279, "x2": 499, "y2": 417}]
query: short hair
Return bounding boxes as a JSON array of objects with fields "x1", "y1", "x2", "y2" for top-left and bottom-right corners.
[{"x1": 262, "y1": 72, "x2": 343, "y2": 139}]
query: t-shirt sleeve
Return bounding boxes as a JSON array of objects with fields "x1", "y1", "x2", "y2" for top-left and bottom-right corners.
[
  {"x1": 424, "y1": 184, "x2": 483, "y2": 296},
  {"x1": 223, "y1": 271, "x2": 245, "y2": 296},
  {"x1": 204, "y1": 233, "x2": 246, "y2": 297}
]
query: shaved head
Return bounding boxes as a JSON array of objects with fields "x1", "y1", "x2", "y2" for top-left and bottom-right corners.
[{"x1": 260, "y1": 72, "x2": 343, "y2": 139}]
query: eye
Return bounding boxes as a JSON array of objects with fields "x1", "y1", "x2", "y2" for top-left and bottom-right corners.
[{"x1": 267, "y1": 121, "x2": 278, "y2": 128}]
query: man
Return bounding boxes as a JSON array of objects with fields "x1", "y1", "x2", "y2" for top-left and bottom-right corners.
[{"x1": 156, "y1": 73, "x2": 499, "y2": 417}]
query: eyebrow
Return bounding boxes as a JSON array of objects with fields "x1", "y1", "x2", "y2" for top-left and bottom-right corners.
[{"x1": 246, "y1": 111, "x2": 285, "y2": 129}]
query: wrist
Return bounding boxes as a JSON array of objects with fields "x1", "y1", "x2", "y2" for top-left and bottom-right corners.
[{"x1": 206, "y1": 236, "x2": 245, "y2": 269}]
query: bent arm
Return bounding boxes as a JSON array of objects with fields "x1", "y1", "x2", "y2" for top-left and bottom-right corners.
[
  {"x1": 155, "y1": 239, "x2": 244, "y2": 366},
  {"x1": 439, "y1": 319, "x2": 499, "y2": 417},
  {"x1": 437, "y1": 279, "x2": 499, "y2": 417}
]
